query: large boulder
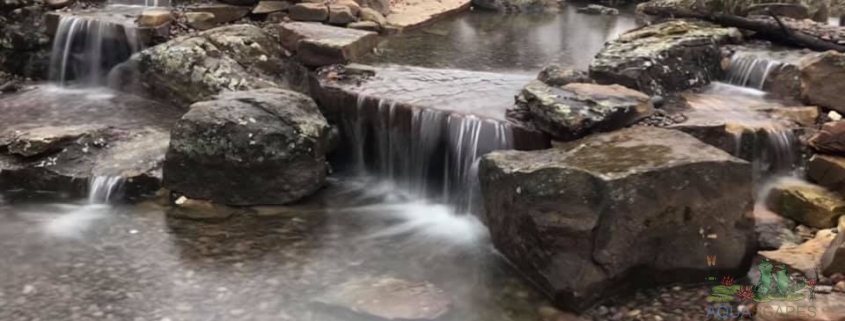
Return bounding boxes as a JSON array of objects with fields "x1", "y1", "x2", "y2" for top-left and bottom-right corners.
[
  {"x1": 589, "y1": 20, "x2": 742, "y2": 96},
  {"x1": 478, "y1": 126, "x2": 755, "y2": 311},
  {"x1": 514, "y1": 81, "x2": 654, "y2": 141},
  {"x1": 761, "y1": 229, "x2": 837, "y2": 277},
  {"x1": 163, "y1": 88, "x2": 331, "y2": 206},
  {"x1": 800, "y1": 51, "x2": 845, "y2": 114},
  {"x1": 471, "y1": 0, "x2": 550, "y2": 12},
  {"x1": 536, "y1": 64, "x2": 591, "y2": 87},
  {"x1": 113, "y1": 24, "x2": 309, "y2": 107},
  {"x1": 765, "y1": 180, "x2": 845, "y2": 229}
]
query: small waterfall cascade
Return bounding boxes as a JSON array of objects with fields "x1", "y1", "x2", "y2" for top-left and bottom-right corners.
[
  {"x1": 725, "y1": 52, "x2": 786, "y2": 89},
  {"x1": 87, "y1": 176, "x2": 124, "y2": 204},
  {"x1": 48, "y1": 15, "x2": 142, "y2": 86},
  {"x1": 340, "y1": 96, "x2": 519, "y2": 214},
  {"x1": 688, "y1": 83, "x2": 802, "y2": 179}
]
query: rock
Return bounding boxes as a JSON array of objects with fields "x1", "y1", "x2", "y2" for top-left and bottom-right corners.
[
  {"x1": 217, "y1": 0, "x2": 257, "y2": 6},
  {"x1": 744, "y1": 3, "x2": 810, "y2": 19},
  {"x1": 835, "y1": 281, "x2": 845, "y2": 292},
  {"x1": 314, "y1": 277, "x2": 451, "y2": 320},
  {"x1": 0, "y1": 5, "x2": 50, "y2": 80},
  {"x1": 516, "y1": 81, "x2": 654, "y2": 141},
  {"x1": 138, "y1": 9, "x2": 172, "y2": 28},
  {"x1": 184, "y1": 4, "x2": 250, "y2": 25},
  {"x1": 267, "y1": 11, "x2": 289, "y2": 22},
  {"x1": 289, "y1": 3, "x2": 329, "y2": 22},
  {"x1": 347, "y1": 21, "x2": 380, "y2": 32},
  {"x1": 766, "y1": 179, "x2": 845, "y2": 229},
  {"x1": 536, "y1": 65, "x2": 590, "y2": 87},
  {"x1": 114, "y1": 24, "x2": 309, "y2": 107},
  {"x1": 355, "y1": 0, "x2": 389, "y2": 16},
  {"x1": 167, "y1": 196, "x2": 240, "y2": 220},
  {"x1": 479, "y1": 126, "x2": 755, "y2": 311},
  {"x1": 6, "y1": 125, "x2": 100, "y2": 157},
  {"x1": 809, "y1": 122, "x2": 845, "y2": 155},
  {"x1": 358, "y1": 7, "x2": 386, "y2": 26},
  {"x1": 831, "y1": 111, "x2": 843, "y2": 121},
  {"x1": 800, "y1": 51, "x2": 845, "y2": 114},
  {"x1": 336, "y1": 0, "x2": 361, "y2": 15},
  {"x1": 184, "y1": 12, "x2": 216, "y2": 30},
  {"x1": 271, "y1": 22, "x2": 379, "y2": 67},
  {"x1": 589, "y1": 20, "x2": 742, "y2": 96},
  {"x1": 384, "y1": 0, "x2": 470, "y2": 33},
  {"x1": 472, "y1": 0, "x2": 549, "y2": 13},
  {"x1": 576, "y1": 4, "x2": 619, "y2": 15},
  {"x1": 44, "y1": 0, "x2": 70, "y2": 9},
  {"x1": 761, "y1": 229, "x2": 837, "y2": 278},
  {"x1": 252, "y1": 0, "x2": 292, "y2": 14},
  {"x1": 328, "y1": 5, "x2": 357, "y2": 25},
  {"x1": 638, "y1": 0, "x2": 828, "y2": 20},
  {"x1": 808, "y1": 154, "x2": 845, "y2": 196},
  {"x1": 163, "y1": 88, "x2": 330, "y2": 206},
  {"x1": 755, "y1": 205, "x2": 801, "y2": 251},
  {"x1": 765, "y1": 106, "x2": 819, "y2": 128},
  {"x1": 0, "y1": 86, "x2": 178, "y2": 198},
  {"x1": 823, "y1": 227, "x2": 845, "y2": 276}
]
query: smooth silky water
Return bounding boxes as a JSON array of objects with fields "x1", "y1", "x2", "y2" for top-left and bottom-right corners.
[{"x1": 0, "y1": 6, "x2": 640, "y2": 320}]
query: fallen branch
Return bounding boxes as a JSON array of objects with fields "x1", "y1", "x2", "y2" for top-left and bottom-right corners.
[{"x1": 641, "y1": 6, "x2": 845, "y2": 52}]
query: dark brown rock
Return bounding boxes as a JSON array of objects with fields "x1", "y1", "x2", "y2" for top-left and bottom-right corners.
[
  {"x1": 809, "y1": 121, "x2": 845, "y2": 155},
  {"x1": 479, "y1": 126, "x2": 755, "y2": 312},
  {"x1": 809, "y1": 154, "x2": 845, "y2": 195}
]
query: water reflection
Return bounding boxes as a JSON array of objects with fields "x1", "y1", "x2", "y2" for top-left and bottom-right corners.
[{"x1": 362, "y1": 4, "x2": 639, "y2": 72}]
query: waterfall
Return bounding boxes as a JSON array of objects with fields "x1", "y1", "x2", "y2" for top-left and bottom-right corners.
[
  {"x1": 339, "y1": 97, "x2": 518, "y2": 214},
  {"x1": 87, "y1": 176, "x2": 124, "y2": 204},
  {"x1": 49, "y1": 16, "x2": 141, "y2": 86},
  {"x1": 725, "y1": 53, "x2": 785, "y2": 90}
]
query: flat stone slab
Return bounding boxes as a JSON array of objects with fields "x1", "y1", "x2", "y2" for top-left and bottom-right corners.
[
  {"x1": 0, "y1": 85, "x2": 180, "y2": 198},
  {"x1": 385, "y1": 0, "x2": 470, "y2": 33},
  {"x1": 517, "y1": 80, "x2": 654, "y2": 141},
  {"x1": 273, "y1": 22, "x2": 379, "y2": 66},
  {"x1": 313, "y1": 277, "x2": 451, "y2": 320},
  {"x1": 312, "y1": 64, "x2": 534, "y2": 121}
]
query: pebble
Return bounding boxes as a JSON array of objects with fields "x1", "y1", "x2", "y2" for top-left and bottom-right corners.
[
  {"x1": 835, "y1": 281, "x2": 845, "y2": 292},
  {"x1": 816, "y1": 285, "x2": 833, "y2": 293},
  {"x1": 22, "y1": 285, "x2": 34, "y2": 295}
]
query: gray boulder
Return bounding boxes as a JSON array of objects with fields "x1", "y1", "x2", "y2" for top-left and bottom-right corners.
[
  {"x1": 114, "y1": 24, "x2": 309, "y2": 107},
  {"x1": 163, "y1": 88, "x2": 331, "y2": 206},
  {"x1": 0, "y1": 5, "x2": 50, "y2": 79},
  {"x1": 479, "y1": 126, "x2": 755, "y2": 311},
  {"x1": 515, "y1": 81, "x2": 654, "y2": 141},
  {"x1": 589, "y1": 20, "x2": 742, "y2": 96}
]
